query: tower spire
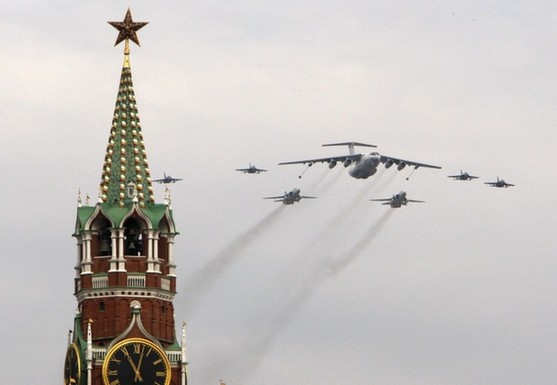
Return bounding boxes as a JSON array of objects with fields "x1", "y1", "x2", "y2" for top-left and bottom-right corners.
[
  {"x1": 101, "y1": 9, "x2": 154, "y2": 208},
  {"x1": 68, "y1": 11, "x2": 184, "y2": 385}
]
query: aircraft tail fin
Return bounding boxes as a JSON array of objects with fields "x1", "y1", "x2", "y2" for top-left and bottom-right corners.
[{"x1": 322, "y1": 141, "x2": 377, "y2": 155}]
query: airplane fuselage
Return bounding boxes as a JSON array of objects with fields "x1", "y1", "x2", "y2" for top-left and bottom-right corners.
[
  {"x1": 389, "y1": 192, "x2": 408, "y2": 208},
  {"x1": 348, "y1": 153, "x2": 381, "y2": 179},
  {"x1": 283, "y1": 190, "x2": 301, "y2": 204}
]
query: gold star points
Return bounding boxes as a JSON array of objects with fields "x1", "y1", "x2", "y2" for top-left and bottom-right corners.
[{"x1": 108, "y1": 8, "x2": 148, "y2": 46}]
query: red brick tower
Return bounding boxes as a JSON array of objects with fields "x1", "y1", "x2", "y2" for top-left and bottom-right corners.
[{"x1": 62, "y1": 9, "x2": 187, "y2": 385}]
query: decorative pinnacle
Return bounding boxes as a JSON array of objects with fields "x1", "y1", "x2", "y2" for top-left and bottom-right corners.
[{"x1": 108, "y1": 8, "x2": 148, "y2": 47}]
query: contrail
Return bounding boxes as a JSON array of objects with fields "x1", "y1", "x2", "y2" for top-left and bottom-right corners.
[
  {"x1": 270, "y1": 169, "x2": 392, "y2": 303},
  {"x1": 182, "y1": 205, "x2": 285, "y2": 314},
  {"x1": 307, "y1": 167, "x2": 331, "y2": 190},
  {"x1": 202, "y1": 170, "x2": 400, "y2": 381},
  {"x1": 323, "y1": 209, "x2": 394, "y2": 274},
  {"x1": 316, "y1": 166, "x2": 393, "y2": 234},
  {"x1": 373, "y1": 167, "x2": 399, "y2": 192},
  {"x1": 308, "y1": 167, "x2": 343, "y2": 193},
  {"x1": 224, "y1": 209, "x2": 395, "y2": 382}
]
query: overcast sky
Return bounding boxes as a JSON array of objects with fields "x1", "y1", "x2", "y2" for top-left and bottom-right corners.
[{"x1": 1, "y1": 1, "x2": 557, "y2": 384}]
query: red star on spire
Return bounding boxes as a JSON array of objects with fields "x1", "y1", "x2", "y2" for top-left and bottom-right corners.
[{"x1": 108, "y1": 8, "x2": 148, "y2": 46}]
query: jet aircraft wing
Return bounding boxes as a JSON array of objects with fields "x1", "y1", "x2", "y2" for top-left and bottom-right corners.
[
  {"x1": 153, "y1": 177, "x2": 182, "y2": 183},
  {"x1": 263, "y1": 195, "x2": 286, "y2": 200},
  {"x1": 279, "y1": 153, "x2": 362, "y2": 166},
  {"x1": 447, "y1": 172, "x2": 478, "y2": 180},
  {"x1": 379, "y1": 155, "x2": 441, "y2": 170},
  {"x1": 236, "y1": 167, "x2": 267, "y2": 173},
  {"x1": 485, "y1": 181, "x2": 514, "y2": 187},
  {"x1": 369, "y1": 198, "x2": 392, "y2": 205}
]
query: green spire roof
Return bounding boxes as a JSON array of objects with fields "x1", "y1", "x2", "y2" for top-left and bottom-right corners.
[
  {"x1": 99, "y1": 65, "x2": 155, "y2": 208},
  {"x1": 100, "y1": 10, "x2": 153, "y2": 208}
]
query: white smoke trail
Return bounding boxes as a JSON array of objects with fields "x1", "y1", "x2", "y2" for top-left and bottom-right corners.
[
  {"x1": 373, "y1": 167, "x2": 399, "y2": 192},
  {"x1": 223, "y1": 209, "x2": 395, "y2": 382},
  {"x1": 308, "y1": 167, "x2": 343, "y2": 193},
  {"x1": 263, "y1": 168, "x2": 394, "y2": 311},
  {"x1": 182, "y1": 205, "x2": 285, "y2": 315},
  {"x1": 201, "y1": 169, "x2": 400, "y2": 382},
  {"x1": 307, "y1": 167, "x2": 331, "y2": 190}
]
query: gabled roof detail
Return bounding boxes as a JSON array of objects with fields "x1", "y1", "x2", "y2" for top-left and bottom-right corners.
[
  {"x1": 99, "y1": 54, "x2": 155, "y2": 208},
  {"x1": 74, "y1": 202, "x2": 177, "y2": 233}
]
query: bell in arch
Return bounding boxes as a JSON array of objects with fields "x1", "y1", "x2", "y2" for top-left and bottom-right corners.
[
  {"x1": 100, "y1": 237, "x2": 112, "y2": 255},
  {"x1": 99, "y1": 229, "x2": 112, "y2": 256}
]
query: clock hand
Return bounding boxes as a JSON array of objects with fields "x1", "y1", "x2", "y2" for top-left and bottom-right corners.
[
  {"x1": 124, "y1": 354, "x2": 144, "y2": 383},
  {"x1": 134, "y1": 347, "x2": 145, "y2": 383},
  {"x1": 122, "y1": 349, "x2": 142, "y2": 376}
]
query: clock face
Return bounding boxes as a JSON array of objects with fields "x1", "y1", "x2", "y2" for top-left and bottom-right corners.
[
  {"x1": 63, "y1": 343, "x2": 81, "y2": 385},
  {"x1": 102, "y1": 338, "x2": 170, "y2": 385}
]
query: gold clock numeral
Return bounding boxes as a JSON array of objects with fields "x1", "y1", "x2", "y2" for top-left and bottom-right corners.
[
  {"x1": 156, "y1": 371, "x2": 166, "y2": 377},
  {"x1": 133, "y1": 343, "x2": 142, "y2": 354},
  {"x1": 108, "y1": 370, "x2": 118, "y2": 376},
  {"x1": 110, "y1": 379, "x2": 120, "y2": 385},
  {"x1": 153, "y1": 358, "x2": 162, "y2": 365}
]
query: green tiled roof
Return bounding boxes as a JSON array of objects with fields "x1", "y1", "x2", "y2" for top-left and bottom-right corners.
[
  {"x1": 75, "y1": 202, "x2": 174, "y2": 232},
  {"x1": 99, "y1": 63, "x2": 155, "y2": 208}
]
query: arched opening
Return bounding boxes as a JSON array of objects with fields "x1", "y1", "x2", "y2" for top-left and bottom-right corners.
[
  {"x1": 90, "y1": 216, "x2": 112, "y2": 256},
  {"x1": 157, "y1": 217, "x2": 171, "y2": 274},
  {"x1": 90, "y1": 215, "x2": 112, "y2": 273},
  {"x1": 123, "y1": 217, "x2": 146, "y2": 256}
]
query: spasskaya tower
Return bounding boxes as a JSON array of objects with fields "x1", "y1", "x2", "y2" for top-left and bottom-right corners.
[{"x1": 63, "y1": 9, "x2": 187, "y2": 385}]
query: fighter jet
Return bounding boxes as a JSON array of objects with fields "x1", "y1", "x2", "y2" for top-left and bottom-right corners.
[
  {"x1": 448, "y1": 170, "x2": 479, "y2": 181},
  {"x1": 263, "y1": 188, "x2": 317, "y2": 205},
  {"x1": 236, "y1": 163, "x2": 267, "y2": 174},
  {"x1": 484, "y1": 177, "x2": 514, "y2": 188},
  {"x1": 279, "y1": 141, "x2": 441, "y2": 179},
  {"x1": 153, "y1": 173, "x2": 182, "y2": 184},
  {"x1": 370, "y1": 191, "x2": 425, "y2": 208}
]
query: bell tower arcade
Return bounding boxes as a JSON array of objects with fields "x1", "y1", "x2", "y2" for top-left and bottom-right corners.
[{"x1": 63, "y1": 10, "x2": 187, "y2": 385}]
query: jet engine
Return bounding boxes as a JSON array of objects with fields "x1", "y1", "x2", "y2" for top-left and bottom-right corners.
[
  {"x1": 328, "y1": 160, "x2": 337, "y2": 169},
  {"x1": 384, "y1": 160, "x2": 393, "y2": 169},
  {"x1": 343, "y1": 159, "x2": 352, "y2": 167},
  {"x1": 397, "y1": 163, "x2": 406, "y2": 171}
]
